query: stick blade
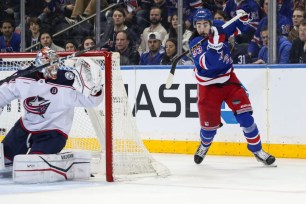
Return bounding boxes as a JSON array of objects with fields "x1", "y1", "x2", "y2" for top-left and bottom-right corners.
[{"x1": 165, "y1": 73, "x2": 174, "y2": 89}]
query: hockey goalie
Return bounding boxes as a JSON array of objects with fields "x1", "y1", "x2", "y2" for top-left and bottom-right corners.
[{"x1": 0, "y1": 47, "x2": 104, "y2": 183}]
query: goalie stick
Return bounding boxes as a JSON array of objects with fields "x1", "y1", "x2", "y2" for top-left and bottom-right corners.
[
  {"x1": 165, "y1": 12, "x2": 244, "y2": 89},
  {"x1": 0, "y1": 41, "x2": 105, "y2": 86}
]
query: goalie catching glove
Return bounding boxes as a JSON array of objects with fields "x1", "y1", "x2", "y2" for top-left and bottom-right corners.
[{"x1": 86, "y1": 58, "x2": 104, "y2": 96}]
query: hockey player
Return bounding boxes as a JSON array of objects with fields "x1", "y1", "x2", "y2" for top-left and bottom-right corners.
[
  {"x1": 0, "y1": 47, "x2": 103, "y2": 182},
  {"x1": 189, "y1": 8, "x2": 276, "y2": 166}
]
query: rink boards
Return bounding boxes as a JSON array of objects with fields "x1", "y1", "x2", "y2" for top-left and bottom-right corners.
[
  {"x1": 121, "y1": 64, "x2": 306, "y2": 158},
  {"x1": 1, "y1": 64, "x2": 306, "y2": 158}
]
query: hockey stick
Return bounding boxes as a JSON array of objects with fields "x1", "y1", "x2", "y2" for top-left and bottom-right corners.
[
  {"x1": 0, "y1": 42, "x2": 104, "y2": 86},
  {"x1": 165, "y1": 12, "x2": 244, "y2": 89}
]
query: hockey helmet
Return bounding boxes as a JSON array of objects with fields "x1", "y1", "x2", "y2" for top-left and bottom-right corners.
[{"x1": 193, "y1": 8, "x2": 213, "y2": 27}]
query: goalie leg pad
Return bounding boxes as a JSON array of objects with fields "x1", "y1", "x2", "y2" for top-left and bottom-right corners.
[{"x1": 13, "y1": 152, "x2": 91, "y2": 183}]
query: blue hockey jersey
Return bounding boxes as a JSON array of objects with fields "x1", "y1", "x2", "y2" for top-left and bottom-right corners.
[{"x1": 189, "y1": 20, "x2": 249, "y2": 86}]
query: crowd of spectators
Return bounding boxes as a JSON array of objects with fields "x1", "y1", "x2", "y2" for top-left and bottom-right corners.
[{"x1": 1, "y1": 0, "x2": 306, "y2": 65}]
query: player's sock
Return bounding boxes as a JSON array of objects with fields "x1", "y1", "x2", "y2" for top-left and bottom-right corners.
[
  {"x1": 194, "y1": 129, "x2": 216, "y2": 164},
  {"x1": 253, "y1": 149, "x2": 276, "y2": 165}
]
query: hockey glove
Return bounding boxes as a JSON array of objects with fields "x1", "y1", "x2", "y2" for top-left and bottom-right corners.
[
  {"x1": 208, "y1": 26, "x2": 226, "y2": 51},
  {"x1": 236, "y1": 9, "x2": 250, "y2": 23}
]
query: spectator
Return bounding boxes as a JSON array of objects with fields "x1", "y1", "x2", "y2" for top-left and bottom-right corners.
[
  {"x1": 152, "y1": 0, "x2": 169, "y2": 31},
  {"x1": 101, "y1": 7, "x2": 138, "y2": 51},
  {"x1": 248, "y1": 0, "x2": 292, "y2": 58},
  {"x1": 115, "y1": 30, "x2": 140, "y2": 65},
  {"x1": 65, "y1": 39, "x2": 78, "y2": 51},
  {"x1": 161, "y1": 38, "x2": 178, "y2": 65},
  {"x1": 181, "y1": 0, "x2": 204, "y2": 30},
  {"x1": 65, "y1": 0, "x2": 108, "y2": 24},
  {"x1": 278, "y1": 0, "x2": 296, "y2": 20},
  {"x1": 213, "y1": 10, "x2": 228, "y2": 21},
  {"x1": 162, "y1": 12, "x2": 193, "y2": 52},
  {"x1": 25, "y1": 17, "x2": 42, "y2": 52},
  {"x1": 108, "y1": 0, "x2": 153, "y2": 36},
  {"x1": 290, "y1": 19, "x2": 306, "y2": 63},
  {"x1": 293, "y1": 0, "x2": 306, "y2": 10},
  {"x1": 0, "y1": 19, "x2": 20, "y2": 52},
  {"x1": 132, "y1": 0, "x2": 153, "y2": 35},
  {"x1": 140, "y1": 31, "x2": 165, "y2": 65},
  {"x1": 288, "y1": 6, "x2": 305, "y2": 42},
  {"x1": 40, "y1": 31, "x2": 65, "y2": 51},
  {"x1": 138, "y1": 7, "x2": 167, "y2": 55},
  {"x1": 253, "y1": 26, "x2": 292, "y2": 64},
  {"x1": 80, "y1": 36, "x2": 95, "y2": 50}
]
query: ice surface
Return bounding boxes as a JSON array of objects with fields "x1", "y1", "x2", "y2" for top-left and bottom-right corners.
[{"x1": 1, "y1": 154, "x2": 306, "y2": 204}]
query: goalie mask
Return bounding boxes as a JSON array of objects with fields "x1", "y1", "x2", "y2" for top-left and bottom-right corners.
[{"x1": 35, "y1": 47, "x2": 59, "y2": 80}]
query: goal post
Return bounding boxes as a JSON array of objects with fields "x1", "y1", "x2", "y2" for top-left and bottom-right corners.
[
  {"x1": 104, "y1": 51, "x2": 113, "y2": 181},
  {"x1": 0, "y1": 51, "x2": 169, "y2": 182}
]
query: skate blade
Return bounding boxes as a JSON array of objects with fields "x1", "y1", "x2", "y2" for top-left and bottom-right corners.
[{"x1": 262, "y1": 163, "x2": 277, "y2": 168}]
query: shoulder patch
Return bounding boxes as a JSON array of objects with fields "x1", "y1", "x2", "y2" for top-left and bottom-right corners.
[{"x1": 65, "y1": 71, "x2": 75, "y2": 80}]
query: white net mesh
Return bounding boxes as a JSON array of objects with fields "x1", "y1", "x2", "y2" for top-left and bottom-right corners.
[{"x1": 0, "y1": 51, "x2": 169, "y2": 181}]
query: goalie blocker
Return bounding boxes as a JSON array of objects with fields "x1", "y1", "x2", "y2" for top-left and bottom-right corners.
[{"x1": 13, "y1": 152, "x2": 91, "y2": 183}]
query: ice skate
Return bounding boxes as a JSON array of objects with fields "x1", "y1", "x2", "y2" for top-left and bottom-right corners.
[
  {"x1": 194, "y1": 144, "x2": 209, "y2": 164},
  {"x1": 253, "y1": 149, "x2": 276, "y2": 166}
]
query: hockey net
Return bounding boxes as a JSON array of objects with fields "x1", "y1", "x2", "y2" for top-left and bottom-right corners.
[{"x1": 0, "y1": 51, "x2": 169, "y2": 181}]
